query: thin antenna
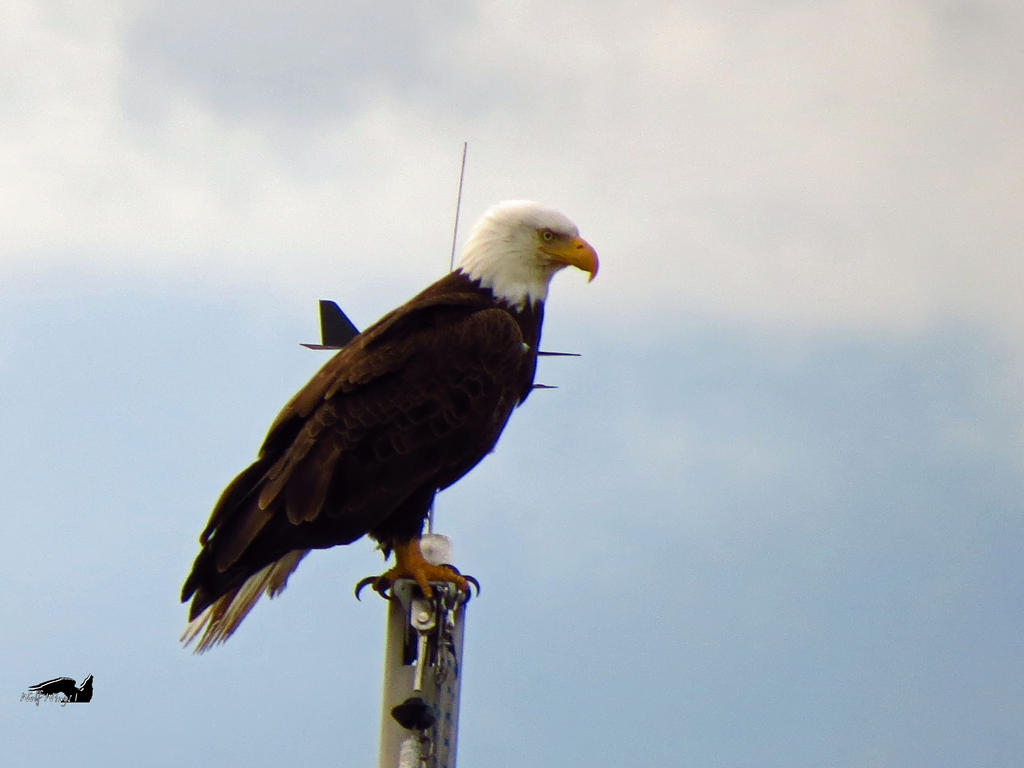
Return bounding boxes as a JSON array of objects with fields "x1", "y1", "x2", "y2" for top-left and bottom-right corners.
[
  {"x1": 429, "y1": 142, "x2": 468, "y2": 537},
  {"x1": 448, "y1": 141, "x2": 468, "y2": 272}
]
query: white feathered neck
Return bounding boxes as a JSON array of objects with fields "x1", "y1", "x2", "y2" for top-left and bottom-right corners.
[{"x1": 457, "y1": 200, "x2": 580, "y2": 310}]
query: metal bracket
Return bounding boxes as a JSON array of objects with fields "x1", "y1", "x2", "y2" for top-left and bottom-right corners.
[{"x1": 409, "y1": 596, "x2": 436, "y2": 693}]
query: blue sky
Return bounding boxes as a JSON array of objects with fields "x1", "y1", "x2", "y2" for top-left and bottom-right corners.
[{"x1": 2, "y1": 2, "x2": 1022, "y2": 766}]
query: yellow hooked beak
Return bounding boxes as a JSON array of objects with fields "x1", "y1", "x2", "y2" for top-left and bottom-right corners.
[{"x1": 539, "y1": 235, "x2": 599, "y2": 282}]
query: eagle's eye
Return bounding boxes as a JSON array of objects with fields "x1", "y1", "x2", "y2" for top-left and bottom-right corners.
[{"x1": 540, "y1": 229, "x2": 555, "y2": 241}]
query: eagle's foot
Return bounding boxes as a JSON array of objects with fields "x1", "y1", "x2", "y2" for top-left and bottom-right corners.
[
  {"x1": 354, "y1": 562, "x2": 473, "y2": 601},
  {"x1": 354, "y1": 539, "x2": 479, "y2": 601}
]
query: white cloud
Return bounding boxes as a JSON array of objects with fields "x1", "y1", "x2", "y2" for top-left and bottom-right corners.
[{"x1": 2, "y1": 0, "x2": 1022, "y2": 351}]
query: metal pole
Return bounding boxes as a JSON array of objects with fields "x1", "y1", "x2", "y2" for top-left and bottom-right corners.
[{"x1": 377, "y1": 533, "x2": 468, "y2": 768}]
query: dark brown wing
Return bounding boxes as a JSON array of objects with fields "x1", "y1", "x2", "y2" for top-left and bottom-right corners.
[
  {"x1": 181, "y1": 292, "x2": 535, "y2": 638},
  {"x1": 194, "y1": 284, "x2": 521, "y2": 547}
]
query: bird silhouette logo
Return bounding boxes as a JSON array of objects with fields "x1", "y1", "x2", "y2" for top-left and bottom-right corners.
[{"x1": 25, "y1": 674, "x2": 93, "y2": 703}]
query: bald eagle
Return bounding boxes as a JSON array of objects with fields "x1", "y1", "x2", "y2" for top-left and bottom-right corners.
[{"x1": 181, "y1": 201, "x2": 598, "y2": 651}]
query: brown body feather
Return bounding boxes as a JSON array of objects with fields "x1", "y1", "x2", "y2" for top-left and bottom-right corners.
[{"x1": 181, "y1": 270, "x2": 543, "y2": 649}]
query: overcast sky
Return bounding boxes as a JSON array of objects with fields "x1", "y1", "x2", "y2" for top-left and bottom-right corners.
[{"x1": 3, "y1": 2, "x2": 1022, "y2": 766}]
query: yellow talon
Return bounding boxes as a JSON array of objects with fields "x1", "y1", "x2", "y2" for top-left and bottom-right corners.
[{"x1": 354, "y1": 538, "x2": 476, "y2": 600}]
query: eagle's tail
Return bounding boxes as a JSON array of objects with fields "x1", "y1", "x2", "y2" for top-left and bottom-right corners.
[{"x1": 181, "y1": 549, "x2": 307, "y2": 653}]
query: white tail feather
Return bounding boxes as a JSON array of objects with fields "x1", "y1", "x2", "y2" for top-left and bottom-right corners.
[{"x1": 181, "y1": 549, "x2": 308, "y2": 653}]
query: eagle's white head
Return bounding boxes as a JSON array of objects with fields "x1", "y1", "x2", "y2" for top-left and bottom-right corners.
[{"x1": 458, "y1": 200, "x2": 598, "y2": 309}]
